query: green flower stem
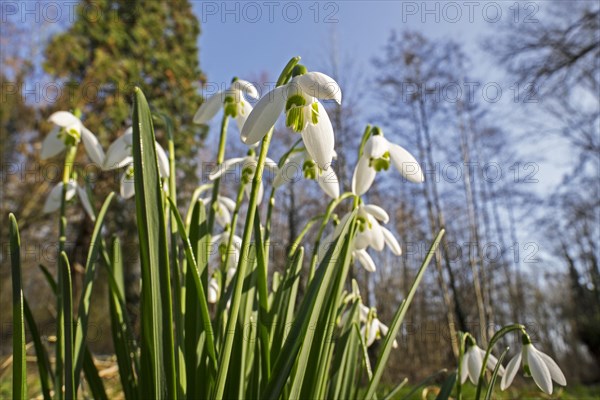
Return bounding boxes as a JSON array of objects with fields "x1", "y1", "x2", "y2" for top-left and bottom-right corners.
[
  {"x1": 207, "y1": 112, "x2": 230, "y2": 236},
  {"x1": 357, "y1": 124, "x2": 373, "y2": 159},
  {"x1": 475, "y1": 324, "x2": 527, "y2": 399},
  {"x1": 308, "y1": 192, "x2": 356, "y2": 281},
  {"x1": 55, "y1": 143, "x2": 77, "y2": 400},
  {"x1": 221, "y1": 182, "x2": 246, "y2": 274},
  {"x1": 212, "y1": 56, "x2": 300, "y2": 400}
]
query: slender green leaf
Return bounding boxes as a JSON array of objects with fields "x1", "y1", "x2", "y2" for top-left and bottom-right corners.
[
  {"x1": 382, "y1": 378, "x2": 409, "y2": 400},
  {"x1": 166, "y1": 196, "x2": 218, "y2": 372},
  {"x1": 435, "y1": 372, "x2": 457, "y2": 400},
  {"x1": 82, "y1": 347, "x2": 108, "y2": 400},
  {"x1": 9, "y1": 214, "x2": 26, "y2": 400},
  {"x1": 108, "y1": 237, "x2": 139, "y2": 400},
  {"x1": 263, "y1": 212, "x2": 356, "y2": 400},
  {"x1": 484, "y1": 347, "x2": 509, "y2": 400},
  {"x1": 59, "y1": 251, "x2": 74, "y2": 400},
  {"x1": 364, "y1": 229, "x2": 445, "y2": 400},
  {"x1": 132, "y1": 87, "x2": 175, "y2": 399},
  {"x1": 23, "y1": 299, "x2": 52, "y2": 400},
  {"x1": 73, "y1": 192, "x2": 115, "y2": 387}
]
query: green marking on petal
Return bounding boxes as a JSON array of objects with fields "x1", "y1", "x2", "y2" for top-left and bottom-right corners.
[
  {"x1": 303, "y1": 159, "x2": 318, "y2": 180},
  {"x1": 311, "y1": 102, "x2": 319, "y2": 125},
  {"x1": 370, "y1": 151, "x2": 391, "y2": 171}
]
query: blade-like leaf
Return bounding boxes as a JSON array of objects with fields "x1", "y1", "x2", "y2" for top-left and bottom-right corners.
[
  {"x1": 9, "y1": 214, "x2": 27, "y2": 400},
  {"x1": 73, "y1": 192, "x2": 115, "y2": 387},
  {"x1": 484, "y1": 347, "x2": 509, "y2": 400},
  {"x1": 82, "y1": 347, "x2": 108, "y2": 400},
  {"x1": 59, "y1": 251, "x2": 74, "y2": 400},
  {"x1": 364, "y1": 229, "x2": 445, "y2": 400},
  {"x1": 132, "y1": 87, "x2": 175, "y2": 399},
  {"x1": 263, "y1": 212, "x2": 357, "y2": 400},
  {"x1": 108, "y1": 237, "x2": 139, "y2": 400},
  {"x1": 436, "y1": 372, "x2": 457, "y2": 400},
  {"x1": 23, "y1": 299, "x2": 52, "y2": 400}
]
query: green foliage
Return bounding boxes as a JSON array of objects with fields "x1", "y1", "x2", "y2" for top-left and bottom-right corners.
[{"x1": 43, "y1": 0, "x2": 206, "y2": 181}]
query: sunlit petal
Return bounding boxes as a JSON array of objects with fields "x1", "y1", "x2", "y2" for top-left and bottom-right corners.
[
  {"x1": 317, "y1": 168, "x2": 340, "y2": 199},
  {"x1": 120, "y1": 168, "x2": 135, "y2": 199},
  {"x1": 527, "y1": 345, "x2": 553, "y2": 394},
  {"x1": 193, "y1": 91, "x2": 223, "y2": 124},
  {"x1": 155, "y1": 142, "x2": 170, "y2": 177},
  {"x1": 501, "y1": 353, "x2": 522, "y2": 391},
  {"x1": 231, "y1": 79, "x2": 259, "y2": 99},
  {"x1": 388, "y1": 143, "x2": 424, "y2": 183},
  {"x1": 295, "y1": 72, "x2": 342, "y2": 104},
  {"x1": 241, "y1": 86, "x2": 287, "y2": 145},
  {"x1": 48, "y1": 111, "x2": 80, "y2": 128},
  {"x1": 534, "y1": 349, "x2": 566, "y2": 386},
  {"x1": 382, "y1": 227, "x2": 402, "y2": 255},
  {"x1": 103, "y1": 134, "x2": 132, "y2": 170},
  {"x1": 41, "y1": 127, "x2": 65, "y2": 160},
  {"x1": 352, "y1": 157, "x2": 376, "y2": 195},
  {"x1": 80, "y1": 127, "x2": 105, "y2": 166},
  {"x1": 354, "y1": 249, "x2": 376, "y2": 272},
  {"x1": 300, "y1": 101, "x2": 335, "y2": 169},
  {"x1": 76, "y1": 185, "x2": 95, "y2": 221}
]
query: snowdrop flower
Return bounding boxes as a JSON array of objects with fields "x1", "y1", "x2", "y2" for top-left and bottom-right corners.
[
  {"x1": 208, "y1": 276, "x2": 220, "y2": 304},
  {"x1": 208, "y1": 150, "x2": 278, "y2": 205},
  {"x1": 211, "y1": 230, "x2": 243, "y2": 270},
  {"x1": 241, "y1": 65, "x2": 341, "y2": 169},
  {"x1": 202, "y1": 195, "x2": 236, "y2": 228},
  {"x1": 103, "y1": 128, "x2": 169, "y2": 199},
  {"x1": 460, "y1": 338, "x2": 505, "y2": 385},
  {"x1": 193, "y1": 78, "x2": 259, "y2": 132},
  {"x1": 501, "y1": 337, "x2": 566, "y2": 395},
  {"x1": 358, "y1": 304, "x2": 398, "y2": 348},
  {"x1": 273, "y1": 148, "x2": 340, "y2": 199},
  {"x1": 41, "y1": 111, "x2": 105, "y2": 165},
  {"x1": 352, "y1": 127, "x2": 424, "y2": 195},
  {"x1": 43, "y1": 180, "x2": 95, "y2": 221},
  {"x1": 323, "y1": 203, "x2": 401, "y2": 272}
]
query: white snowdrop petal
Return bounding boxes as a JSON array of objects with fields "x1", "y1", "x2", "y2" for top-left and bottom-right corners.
[
  {"x1": 535, "y1": 349, "x2": 566, "y2": 386},
  {"x1": 193, "y1": 92, "x2": 223, "y2": 124},
  {"x1": 155, "y1": 142, "x2": 170, "y2": 177},
  {"x1": 120, "y1": 171, "x2": 135, "y2": 199},
  {"x1": 363, "y1": 204, "x2": 390, "y2": 223},
  {"x1": 527, "y1": 345, "x2": 553, "y2": 394},
  {"x1": 467, "y1": 347, "x2": 484, "y2": 385},
  {"x1": 76, "y1": 185, "x2": 95, "y2": 221},
  {"x1": 295, "y1": 72, "x2": 342, "y2": 104},
  {"x1": 209, "y1": 157, "x2": 245, "y2": 181},
  {"x1": 103, "y1": 134, "x2": 133, "y2": 170},
  {"x1": 43, "y1": 182, "x2": 75, "y2": 214},
  {"x1": 207, "y1": 279, "x2": 219, "y2": 303},
  {"x1": 317, "y1": 169, "x2": 340, "y2": 199},
  {"x1": 388, "y1": 143, "x2": 424, "y2": 183},
  {"x1": 80, "y1": 127, "x2": 105, "y2": 166},
  {"x1": 367, "y1": 135, "x2": 389, "y2": 159},
  {"x1": 501, "y1": 353, "x2": 522, "y2": 391},
  {"x1": 381, "y1": 227, "x2": 402, "y2": 255},
  {"x1": 219, "y1": 196, "x2": 237, "y2": 212},
  {"x1": 48, "y1": 111, "x2": 80, "y2": 128},
  {"x1": 354, "y1": 249, "x2": 376, "y2": 272},
  {"x1": 301, "y1": 101, "x2": 335, "y2": 170},
  {"x1": 366, "y1": 216, "x2": 385, "y2": 251},
  {"x1": 41, "y1": 127, "x2": 65, "y2": 160},
  {"x1": 352, "y1": 157, "x2": 376, "y2": 195},
  {"x1": 460, "y1": 352, "x2": 471, "y2": 384},
  {"x1": 241, "y1": 86, "x2": 287, "y2": 145},
  {"x1": 231, "y1": 79, "x2": 259, "y2": 99},
  {"x1": 234, "y1": 100, "x2": 253, "y2": 133}
]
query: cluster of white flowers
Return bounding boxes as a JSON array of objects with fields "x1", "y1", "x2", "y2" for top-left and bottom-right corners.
[
  {"x1": 460, "y1": 334, "x2": 566, "y2": 395},
  {"x1": 40, "y1": 111, "x2": 170, "y2": 217}
]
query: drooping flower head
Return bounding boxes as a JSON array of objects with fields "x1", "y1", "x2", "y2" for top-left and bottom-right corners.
[
  {"x1": 241, "y1": 65, "x2": 341, "y2": 169},
  {"x1": 41, "y1": 111, "x2": 105, "y2": 165},
  {"x1": 352, "y1": 126, "x2": 424, "y2": 195},
  {"x1": 273, "y1": 148, "x2": 340, "y2": 199},
  {"x1": 208, "y1": 148, "x2": 278, "y2": 204},
  {"x1": 193, "y1": 77, "x2": 259, "y2": 132},
  {"x1": 43, "y1": 180, "x2": 95, "y2": 221},
  {"x1": 102, "y1": 127, "x2": 169, "y2": 199},
  {"x1": 460, "y1": 336, "x2": 505, "y2": 385},
  {"x1": 501, "y1": 335, "x2": 566, "y2": 395}
]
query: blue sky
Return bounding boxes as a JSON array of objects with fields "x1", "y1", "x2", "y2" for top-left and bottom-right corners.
[{"x1": 194, "y1": 1, "x2": 500, "y2": 88}]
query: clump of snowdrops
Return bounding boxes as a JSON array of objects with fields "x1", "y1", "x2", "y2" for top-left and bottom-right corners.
[{"x1": 8, "y1": 56, "x2": 565, "y2": 399}]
